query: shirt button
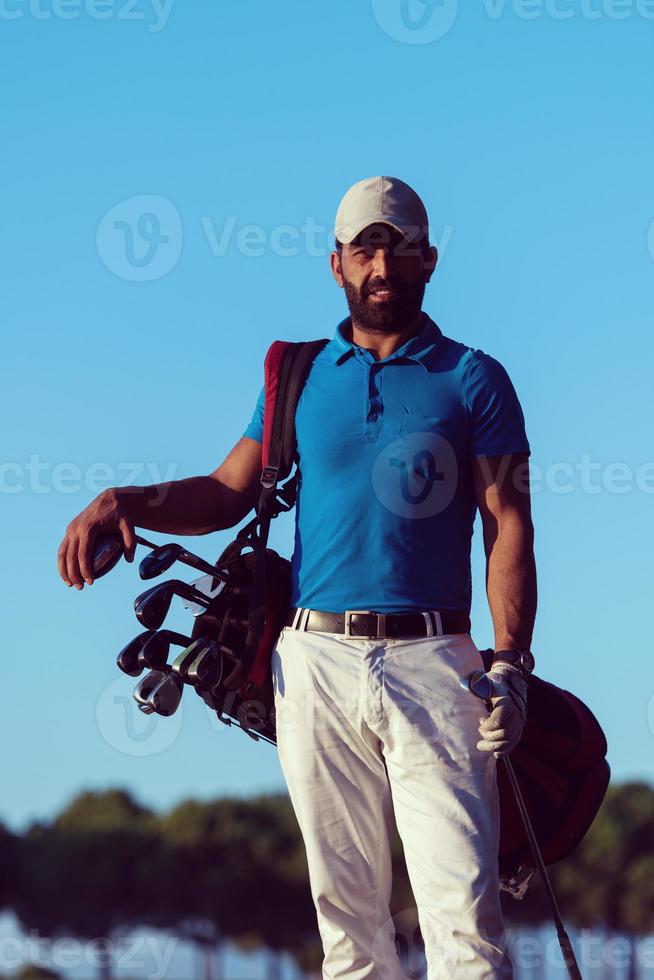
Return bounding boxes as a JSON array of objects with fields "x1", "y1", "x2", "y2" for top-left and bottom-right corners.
[{"x1": 367, "y1": 411, "x2": 378, "y2": 422}]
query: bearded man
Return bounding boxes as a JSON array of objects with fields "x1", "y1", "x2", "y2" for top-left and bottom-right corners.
[{"x1": 58, "y1": 176, "x2": 536, "y2": 979}]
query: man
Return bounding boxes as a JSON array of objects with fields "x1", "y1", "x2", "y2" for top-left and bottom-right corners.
[{"x1": 58, "y1": 176, "x2": 536, "y2": 979}]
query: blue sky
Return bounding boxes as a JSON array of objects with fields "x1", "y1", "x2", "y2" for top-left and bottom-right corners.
[{"x1": 1, "y1": 0, "x2": 653, "y2": 834}]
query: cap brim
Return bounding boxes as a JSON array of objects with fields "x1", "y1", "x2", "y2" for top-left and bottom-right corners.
[{"x1": 336, "y1": 216, "x2": 426, "y2": 245}]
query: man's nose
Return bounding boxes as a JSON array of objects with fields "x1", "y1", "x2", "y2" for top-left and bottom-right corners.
[{"x1": 370, "y1": 246, "x2": 393, "y2": 279}]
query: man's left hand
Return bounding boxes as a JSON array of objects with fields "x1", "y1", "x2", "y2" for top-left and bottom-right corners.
[{"x1": 476, "y1": 662, "x2": 529, "y2": 758}]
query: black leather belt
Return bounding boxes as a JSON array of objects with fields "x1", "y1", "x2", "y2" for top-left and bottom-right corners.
[{"x1": 285, "y1": 607, "x2": 471, "y2": 639}]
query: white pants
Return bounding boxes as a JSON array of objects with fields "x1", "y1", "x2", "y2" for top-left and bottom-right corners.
[{"x1": 271, "y1": 622, "x2": 513, "y2": 980}]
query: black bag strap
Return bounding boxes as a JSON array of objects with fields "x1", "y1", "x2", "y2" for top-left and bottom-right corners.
[
  {"x1": 221, "y1": 338, "x2": 329, "y2": 687},
  {"x1": 260, "y1": 339, "x2": 330, "y2": 505}
]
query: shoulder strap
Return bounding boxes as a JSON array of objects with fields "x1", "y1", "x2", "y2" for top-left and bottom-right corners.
[
  {"x1": 221, "y1": 338, "x2": 329, "y2": 689},
  {"x1": 259, "y1": 338, "x2": 330, "y2": 506}
]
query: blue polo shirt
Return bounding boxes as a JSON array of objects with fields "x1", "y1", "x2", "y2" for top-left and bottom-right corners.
[{"x1": 242, "y1": 313, "x2": 530, "y2": 614}]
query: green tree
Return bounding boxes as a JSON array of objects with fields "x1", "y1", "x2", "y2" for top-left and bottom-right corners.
[
  {"x1": 465, "y1": 782, "x2": 654, "y2": 977},
  {"x1": 154, "y1": 793, "x2": 316, "y2": 979},
  {"x1": 14, "y1": 790, "x2": 158, "y2": 980},
  {"x1": 15, "y1": 968, "x2": 61, "y2": 979},
  {"x1": 548, "y1": 784, "x2": 653, "y2": 910},
  {"x1": 544, "y1": 781, "x2": 654, "y2": 979},
  {"x1": 0, "y1": 820, "x2": 19, "y2": 912}
]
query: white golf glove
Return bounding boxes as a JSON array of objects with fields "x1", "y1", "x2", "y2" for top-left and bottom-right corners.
[{"x1": 476, "y1": 661, "x2": 529, "y2": 758}]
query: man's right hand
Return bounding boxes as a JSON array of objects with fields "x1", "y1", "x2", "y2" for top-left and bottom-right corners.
[
  {"x1": 57, "y1": 488, "x2": 136, "y2": 590},
  {"x1": 56, "y1": 435, "x2": 264, "y2": 590}
]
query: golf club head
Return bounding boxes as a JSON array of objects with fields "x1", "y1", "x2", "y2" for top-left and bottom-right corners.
[
  {"x1": 138, "y1": 631, "x2": 172, "y2": 671},
  {"x1": 139, "y1": 542, "x2": 229, "y2": 583},
  {"x1": 459, "y1": 668, "x2": 494, "y2": 703},
  {"x1": 185, "y1": 575, "x2": 229, "y2": 613},
  {"x1": 117, "y1": 630, "x2": 155, "y2": 676},
  {"x1": 135, "y1": 580, "x2": 211, "y2": 630},
  {"x1": 134, "y1": 582, "x2": 175, "y2": 630},
  {"x1": 186, "y1": 640, "x2": 222, "y2": 689},
  {"x1": 133, "y1": 668, "x2": 170, "y2": 714},
  {"x1": 138, "y1": 630, "x2": 192, "y2": 670},
  {"x1": 92, "y1": 531, "x2": 157, "y2": 579},
  {"x1": 92, "y1": 533, "x2": 124, "y2": 579},
  {"x1": 146, "y1": 671, "x2": 184, "y2": 717},
  {"x1": 171, "y1": 638, "x2": 210, "y2": 680},
  {"x1": 139, "y1": 544, "x2": 181, "y2": 581}
]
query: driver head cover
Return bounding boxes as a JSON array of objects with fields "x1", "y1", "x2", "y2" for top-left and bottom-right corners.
[{"x1": 334, "y1": 175, "x2": 430, "y2": 245}]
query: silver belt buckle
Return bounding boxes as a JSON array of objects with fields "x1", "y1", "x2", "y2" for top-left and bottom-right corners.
[{"x1": 343, "y1": 609, "x2": 387, "y2": 639}]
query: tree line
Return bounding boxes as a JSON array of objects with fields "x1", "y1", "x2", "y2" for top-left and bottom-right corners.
[{"x1": 0, "y1": 780, "x2": 652, "y2": 979}]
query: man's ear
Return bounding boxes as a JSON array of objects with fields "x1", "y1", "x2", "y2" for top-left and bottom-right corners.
[
  {"x1": 331, "y1": 250, "x2": 345, "y2": 288},
  {"x1": 424, "y1": 244, "x2": 438, "y2": 283}
]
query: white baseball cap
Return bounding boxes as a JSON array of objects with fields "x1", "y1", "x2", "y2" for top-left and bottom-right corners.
[{"x1": 335, "y1": 175, "x2": 430, "y2": 245}]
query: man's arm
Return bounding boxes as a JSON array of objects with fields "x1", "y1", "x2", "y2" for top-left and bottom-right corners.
[
  {"x1": 119, "y1": 435, "x2": 263, "y2": 535},
  {"x1": 471, "y1": 453, "x2": 537, "y2": 653},
  {"x1": 58, "y1": 435, "x2": 263, "y2": 589}
]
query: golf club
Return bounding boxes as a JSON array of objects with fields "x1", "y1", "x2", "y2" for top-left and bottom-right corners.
[
  {"x1": 139, "y1": 542, "x2": 231, "y2": 584},
  {"x1": 171, "y1": 638, "x2": 211, "y2": 681},
  {"x1": 134, "y1": 580, "x2": 212, "y2": 631},
  {"x1": 133, "y1": 669, "x2": 168, "y2": 715},
  {"x1": 91, "y1": 532, "x2": 159, "y2": 580},
  {"x1": 144, "y1": 669, "x2": 184, "y2": 717},
  {"x1": 138, "y1": 629, "x2": 192, "y2": 671},
  {"x1": 186, "y1": 639, "x2": 223, "y2": 689},
  {"x1": 117, "y1": 630, "x2": 156, "y2": 676},
  {"x1": 461, "y1": 669, "x2": 583, "y2": 980}
]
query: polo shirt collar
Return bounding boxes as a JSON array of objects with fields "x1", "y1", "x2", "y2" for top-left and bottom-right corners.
[{"x1": 326, "y1": 312, "x2": 444, "y2": 371}]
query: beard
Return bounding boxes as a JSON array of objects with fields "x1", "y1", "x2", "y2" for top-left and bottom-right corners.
[{"x1": 342, "y1": 273, "x2": 426, "y2": 335}]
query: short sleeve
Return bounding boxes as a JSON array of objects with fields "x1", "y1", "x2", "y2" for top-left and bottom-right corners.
[
  {"x1": 463, "y1": 351, "x2": 531, "y2": 457},
  {"x1": 242, "y1": 383, "x2": 265, "y2": 443}
]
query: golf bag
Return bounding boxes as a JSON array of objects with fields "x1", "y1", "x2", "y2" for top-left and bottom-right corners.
[{"x1": 476, "y1": 649, "x2": 610, "y2": 891}]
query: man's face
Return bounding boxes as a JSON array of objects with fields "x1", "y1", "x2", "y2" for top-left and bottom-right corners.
[{"x1": 331, "y1": 223, "x2": 438, "y2": 333}]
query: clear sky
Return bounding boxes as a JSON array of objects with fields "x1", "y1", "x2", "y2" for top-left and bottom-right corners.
[{"x1": 1, "y1": 0, "x2": 653, "y2": 834}]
